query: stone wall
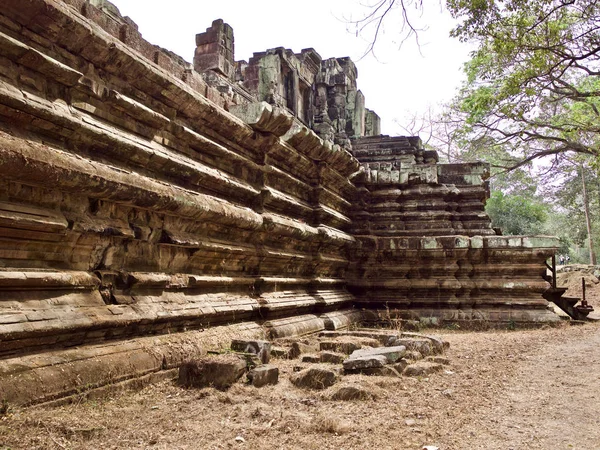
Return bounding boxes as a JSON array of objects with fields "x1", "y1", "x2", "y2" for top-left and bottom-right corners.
[
  {"x1": 0, "y1": 0, "x2": 363, "y2": 404},
  {"x1": 349, "y1": 136, "x2": 560, "y2": 324}
]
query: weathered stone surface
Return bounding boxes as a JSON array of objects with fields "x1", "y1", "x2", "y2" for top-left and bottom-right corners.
[
  {"x1": 301, "y1": 354, "x2": 321, "y2": 363},
  {"x1": 231, "y1": 339, "x2": 271, "y2": 363},
  {"x1": 270, "y1": 346, "x2": 289, "y2": 358},
  {"x1": 392, "y1": 338, "x2": 432, "y2": 356},
  {"x1": 319, "y1": 351, "x2": 346, "y2": 364},
  {"x1": 403, "y1": 362, "x2": 444, "y2": 377},
  {"x1": 400, "y1": 332, "x2": 449, "y2": 353},
  {"x1": 178, "y1": 355, "x2": 247, "y2": 389},
  {"x1": 404, "y1": 350, "x2": 424, "y2": 361},
  {"x1": 330, "y1": 385, "x2": 377, "y2": 401},
  {"x1": 348, "y1": 345, "x2": 407, "y2": 364},
  {"x1": 288, "y1": 342, "x2": 320, "y2": 359},
  {"x1": 343, "y1": 354, "x2": 387, "y2": 371},
  {"x1": 319, "y1": 340, "x2": 362, "y2": 355},
  {"x1": 290, "y1": 367, "x2": 337, "y2": 390},
  {"x1": 390, "y1": 360, "x2": 408, "y2": 374},
  {"x1": 319, "y1": 330, "x2": 392, "y2": 346},
  {"x1": 359, "y1": 366, "x2": 402, "y2": 377},
  {"x1": 247, "y1": 364, "x2": 279, "y2": 387}
]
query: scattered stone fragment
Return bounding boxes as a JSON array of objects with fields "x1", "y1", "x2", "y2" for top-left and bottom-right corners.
[
  {"x1": 301, "y1": 354, "x2": 321, "y2": 363},
  {"x1": 247, "y1": 364, "x2": 279, "y2": 387},
  {"x1": 392, "y1": 338, "x2": 432, "y2": 356},
  {"x1": 320, "y1": 330, "x2": 392, "y2": 346},
  {"x1": 319, "y1": 340, "x2": 361, "y2": 354},
  {"x1": 178, "y1": 355, "x2": 247, "y2": 390},
  {"x1": 405, "y1": 418, "x2": 417, "y2": 426},
  {"x1": 442, "y1": 388, "x2": 454, "y2": 398},
  {"x1": 426, "y1": 356, "x2": 450, "y2": 365},
  {"x1": 404, "y1": 350, "x2": 424, "y2": 361},
  {"x1": 231, "y1": 339, "x2": 271, "y2": 363},
  {"x1": 270, "y1": 346, "x2": 289, "y2": 358},
  {"x1": 319, "y1": 351, "x2": 346, "y2": 364},
  {"x1": 359, "y1": 366, "x2": 402, "y2": 377},
  {"x1": 401, "y1": 332, "x2": 449, "y2": 353},
  {"x1": 235, "y1": 436, "x2": 245, "y2": 443},
  {"x1": 330, "y1": 385, "x2": 377, "y2": 401},
  {"x1": 290, "y1": 367, "x2": 337, "y2": 390},
  {"x1": 347, "y1": 345, "x2": 407, "y2": 363},
  {"x1": 288, "y1": 342, "x2": 320, "y2": 359},
  {"x1": 403, "y1": 362, "x2": 444, "y2": 377},
  {"x1": 343, "y1": 354, "x2": 387, "y2": 371},
  {"x1": 390, "y1": 360, "x2": 408, "y2": 374}
]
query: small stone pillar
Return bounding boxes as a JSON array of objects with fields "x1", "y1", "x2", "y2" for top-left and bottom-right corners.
[{"x1": 194, "y1": 19, "x2": 235, "y2": 79}]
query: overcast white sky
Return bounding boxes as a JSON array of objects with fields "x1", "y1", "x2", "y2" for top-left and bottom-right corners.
[{"x1": 111, "y1": 0, "x2": 472, "y2": 136}]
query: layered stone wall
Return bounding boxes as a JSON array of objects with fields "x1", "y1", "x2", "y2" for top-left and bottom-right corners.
[
  {"x1": 0, "y1": 0, "x2": 364, "y2": 404},
  {"x1": 349, "y1": 136, "x2": 560, "y2": 323}
]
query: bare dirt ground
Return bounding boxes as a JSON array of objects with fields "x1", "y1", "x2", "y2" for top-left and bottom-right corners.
[{"x1": 2, "y1": 268, "x2": 600, "y2": 450}]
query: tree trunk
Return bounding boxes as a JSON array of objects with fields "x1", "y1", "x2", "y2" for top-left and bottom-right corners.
[{"x1": 581, "y1": 165, "x2": 597, "y2": 265}]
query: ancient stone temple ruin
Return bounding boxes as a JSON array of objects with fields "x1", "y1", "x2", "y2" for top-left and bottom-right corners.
[{"x1": 0, "y1": 0, "x2": 565, "y2": 405}]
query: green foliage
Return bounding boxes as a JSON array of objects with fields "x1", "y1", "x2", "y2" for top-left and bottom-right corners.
[
  {"x1": 485, "y1": 191, "x2": 549, "y2": 235},
  {"x1": 446, "y1": 0, "x2": 600, "y2": 168}
]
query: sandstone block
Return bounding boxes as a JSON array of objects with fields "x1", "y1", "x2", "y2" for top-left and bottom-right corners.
[
  {"x1": 404, "y1": 350, "x2": 424, "y2": 361},
  {"x1": 247, "y1": 364, "x2": 279, "y2": 387},
  {"x1": 178, "y1": 355, "x2": 247, "y2": 390},
  {"x1": 403, "y1": 362, "x2": 444, "y2": 377},
  {"x1": 288, "y1": 342, "x2": 320, "y2": 359},
  {"x1": 400, "y1": 332, "x2": 449, "y2": 353},
  {"x1": 348, "y1": 345, "x2": 407, "y2": 364},
  {"x1": 392, "y1": 338, "x2": 432, "y2": 356},
  {"x1": 359, "y1": 366, "x2": 402, "y2": 377},
  {"x1": 290, "y1": 367, "x2": 337, "y2": 390},
  {"x1": 319, "y1": 340, "x2": 361, "y2": 354},
  {"x1": 319, "y1": 351, "x2": 346, "y2": 364},
  {"x1": 330, "y1": 385, "x2": 377, "y2": 401},
  {"x1": 343, "y1": 354, "x2": 387, "y2": 371},
  {"x1": 301, "y1": 354, "x2": 321, "y2": 363}
]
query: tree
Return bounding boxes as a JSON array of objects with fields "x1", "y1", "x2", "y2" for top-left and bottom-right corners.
[
  {"x1": 485, "y1": 191, "x2": 549, "y2": 235},
  {"x1": 448, "y1": 0, "x2": 600, "y2": 169}
]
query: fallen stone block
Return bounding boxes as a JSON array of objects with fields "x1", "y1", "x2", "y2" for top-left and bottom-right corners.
[
  {"x1": 403, "y1": 361, "x2": 444, "y2": 377},
  {"x1": 247, "y1": 364, "x2": 279, "y2": 387},
  {"x1": 347, "y1": 345, "x2": 407, "y2": 364},
  {"x1": 330, "y1": 385, "x2": 377, "y2": 401},
  {"x1": 392, "y1": 338, "x2": 432, "y2": 356},
  {"x1": 270, "y1": 346, "x2": 288, "y2": 358},
  {"x1": 290, "y1": 367, "x2": 337, "y2": 390},
  {"x1": 390, "y1": 360, "x2": 408, "y2": 374},
  {"x1": 400, "y1": 332, "x2": 449, "y2": 353},
  {"x1": 320, "y1": 330, "x2": 393, "y2": 346},
  {"x1": 319, "y1": 351, "x2": 345, "y2": 364},
  {"x1": 404, "y1": 350, "x2": 424, "y2": 361},
  {"x1": 178, "y1": 355, "x2": 247, "y2": 390},
  {"x1": 301, "y1": 354, "x2": 321, "y2": 363},
  {"x1": 343, "y1": 354, "x2": 387, "y2": 371},
  {"x1": 319, "y1": 340, "x2": 362, "y2": 354},
  {"x1": 231, "y1": 339, "x2": 271, "y2": 363},
  {"x1": 288, "y1": 341, "x2": 320, "y2": 359},
  {"x1": 359, "y1": 366, "x2": 402, "y2": 377}
]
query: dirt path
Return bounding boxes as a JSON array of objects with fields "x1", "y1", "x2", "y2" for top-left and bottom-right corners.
[{"x1": 2, "y1": 322, "x2": 600, "y2": 450}]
